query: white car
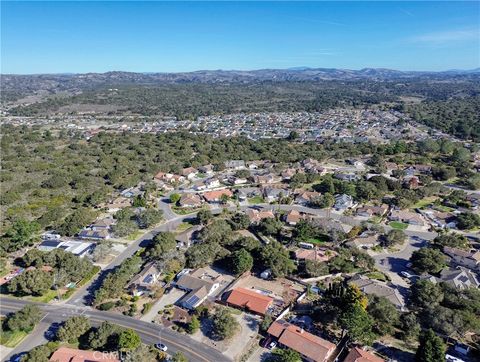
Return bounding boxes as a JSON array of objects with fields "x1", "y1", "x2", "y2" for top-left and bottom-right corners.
[
  {"x1": 154, "y1": 343, "x2": 168, "y2": 352},
  {"x1": 268, "y1": 341, "x2": 277, "y2": 350},
  {"x1": 400, "y1": 271, "x2": 414, "y2": 278}
]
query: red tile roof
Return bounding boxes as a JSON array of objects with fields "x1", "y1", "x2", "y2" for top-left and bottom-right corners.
[
  {"x1": 226, "y1": 287, "x2": 273, "y2": 315},
  {"x1": 203, "y1": 189, "x2": 233, "y2": 202},
  {"x1": 49, "y1": 347, "x2": 120, "y2": 362},
  {"x1": 344, "y1": 347, "x2": 385, "y2": 362},
  {"x1": 267, "y1": 321, "x2": 336, "y2": 362}
]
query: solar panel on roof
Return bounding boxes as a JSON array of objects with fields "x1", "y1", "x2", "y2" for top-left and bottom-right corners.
[{"x1": 185, "y1": 295, "x2": 200, "y2": 305}]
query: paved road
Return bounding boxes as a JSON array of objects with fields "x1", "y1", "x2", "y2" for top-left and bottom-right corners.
[
  {"x1": 0, "y1": 297, "x2": 230, "y2": 362},
  {"x1": 68, "y1": 212, "x2": 191, "y2": 307},
  {"x1": 2, "y1": 318, "x2": 50, "y2": 362}
]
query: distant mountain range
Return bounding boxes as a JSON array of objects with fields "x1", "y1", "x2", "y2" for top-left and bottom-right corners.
[{"x1": 2, "y1": 67, "x2": 479, "y2": 96}]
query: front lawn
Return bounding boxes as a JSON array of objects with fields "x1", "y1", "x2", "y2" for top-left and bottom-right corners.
[
  {"x1": 0, "y1": 329, "x2": 28, "y2": 347},
  {"x1": 389, "y1": 221, "x2": 408, "y2": 230},
  {"x1": 412, "y1": 196, "x2": 437, "y2": 209},
  {"x1": 176, "y1": 222, "x2": 194, "y2": 232},
  {"x1": 247, "y1": 196, "x2": 264, "y2": 204},
  {"x1": 172, "y1": 206, "x2": 205, "y2": 215},
  {"x1": 307, "y1": 235, "x2": 329, "y2": 245}
]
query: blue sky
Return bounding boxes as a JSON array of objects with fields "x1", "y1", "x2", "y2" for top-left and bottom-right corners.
[{"x1": 1, "y1": 1, "x2": 479, "y2": 74}]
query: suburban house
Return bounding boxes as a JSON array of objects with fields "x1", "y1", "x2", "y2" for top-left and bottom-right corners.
[
  {"x1": 295, "y1": 191, "x2": 321, "y2": 205},
  {"x1": 344, "y1": 347, "x2": 385, "y2": 362},
  {"x1": 202, "y1": 189, "x2": 233, "y2": 203},
  {"x1": 284, "y1": 209, "x2": 307, "y2": 226},
  {"x1": 334, "y1": 173, "x2": 359, "y2": 182},
  {"x1": 178, "y1": 193, "x2": 203, "y2": 208},
  {"x1": 181, "y1": 167, "x2": 198, "y2": 180},
  {"x1": 422, "y1": 210, "x2": 457, "y2": 229},
  {"x1": 302, "y1": 159, "x2": 326, "y2": 175},
  {"x1": 349, "y1": 275, "x2": 406, "y2": 311},
  {"x1": 346, "y1": 234, "x2": 380, "y2": 249},
  {"x1": 253, "y1": 173, "x2": 282, "y2": 184},
  {"x1": 334, "y1": 194, "x2": 355, "y2": 211},
  {"x1": 49, "y1": 347, "x2": 120, "y2": 362},
  {"x1": 224, "y1": 160, "x2": 246, "y2": 170},
  {"x1": 225, "y1": 287, "x2": 273, "y2": 315},
  {"x1": 438, "y1": 267, "x2": 480, "y2": 290},
  {"x1": 204, "y1": 178, "x2": 221, "y2": 189},
  {"x1": 38, "y1": 240, "x2": 94, "y2": 258},
  {"x1": 227, "y1": 175, "x2": 248, "y2": 185},
  {"x1": 174, "y1": 269, "x2": 221, "y2": 310},
  {"x1": 154, "y1": 171, "x2": 185, "y2": 184},
  {"x1": 263, "y1": 187, "x2": 290, "y2": 203},
  {"x1": 294, "y1": 248, "x2": 336, "y2": 262},
  {"x1": 236, "y1": 187, "x2": 261, "y2": 201},
  {"x1": 389, "y1": 209, "x2": 424, "y2": 226},
  {"x1": 245, "y1": 208, "x2": 275, "y2": 224},
  {"x1": 403, "y1": 176, "x2": 420, "y2": 189},
  {"x1": 99, "y1": 196, "x2": 131, "y2": 213},
  {"x1": 127, "y1": 262, "x2": 161, "y2": 297},
  {"x1": 78, "y1": 228, "x2": 110, "y2": 241},
  {"x1": 175, "y1": 225, "x2": 202, "y2": 248},
  {"x1": 281, "y1": 168, "x2": 297, "y2": 180},
  {"x1": 356, "y1": 204, "x2": 388, "y2": 218},
  {"x1": 198, "y1": 164, "x2": 214, "y2": 175},
  {"x1": 267, "y1": 320, "x2": 336, "y2": 362},
  {"x1": 443, "y1": 247, "x2": 480, "y2": 271}
]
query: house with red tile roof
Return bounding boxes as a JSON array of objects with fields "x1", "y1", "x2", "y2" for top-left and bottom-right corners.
[
  {"x1": 226, "y1": 287, "x2": 273, "y2": 315},
  {"x1": 49, "y1": 347, "x2": 120, "y2": 362},
  {"x1": 267, "y1": 320, "x2": 336, "y2": 362},
  {"x1": 344, "y1": 347, "x2": 385, "y2": 362},
  {"x1": 203, "y1": 189, "x2": 233, "y2": 203}
]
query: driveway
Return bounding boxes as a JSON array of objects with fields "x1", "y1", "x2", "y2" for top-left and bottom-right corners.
[
  {"x1": 141, "y1": 288, "x2": 186, "y2": 322},
  {"x1": 371, "y1": 236, "x2": 428, "y2": 289}
]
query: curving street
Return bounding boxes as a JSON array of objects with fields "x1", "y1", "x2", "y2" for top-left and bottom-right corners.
[{"x1": 0, "y1": 297, "x2": 230, "y2": 362}]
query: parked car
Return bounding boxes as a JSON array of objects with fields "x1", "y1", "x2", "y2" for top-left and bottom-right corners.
[
  {"x1": 400, "y1": 271, "x2": 414, "y2": 278},
  {"x1": 268, "y1": 341, "x2": 277, "y2": 350},
  {"x1": 154, "y1": 343, "x2": 168, "y2": 352}
]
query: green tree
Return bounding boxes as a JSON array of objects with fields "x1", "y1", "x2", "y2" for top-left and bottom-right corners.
[
  {"x1": 197, "y1": 209, "x2": 213, "y2": 225},
  {"x1": 187, "y1": 315, "x2": 200, "y2": 334},
  {"x1": 400, "y1": 312, "x2": 421, "y2": 344},
  {"x1": 410, "y1": 248, "x2": 446, "y2": 274},
  {"x1": 86, "y1": 321, "x2": 120, "y2": 351},
  {"x1": 171, "y1": 352, "x2": 189, "y2": 362},
  {"x1": 415, "y1": 329, "x2": 447, "y2": 362},
  {"x1": 123, "y1": 345, "x2": 158, "y2": 362},
  {"x1": 211, "y1": 308, "x2": 239, "y2": 340},
  {"x1": 229, "y1": 249, "x2": 253, "y2": 275},
  {"x1": 56, "y1": 316, "x2": 91, "y2": 343},
  {"x1": 410, "y1": 280, "x2": 444, "y2": 309},
  {"x1": 382, "y1": 229, "x2": 406, "y2": 247},
  {"x1": 170, "y1": 193, "x2": 181, "y2": 204},
  {"x1": 268, "y1": 348, "x2": 302, "y2": 362},
  {"x1": 6, "y1": 305, "x2": 42, "y2": 332},
  {"x1": 136, "y1": 209, "x2": 163, "y2": 229},
  {"x1": 259, "y1": 314, "x2": 273, "y2": 333},
  {"x1": 112, "y1": 219, "x2": 138, "y2": 237},
  {"x1": 7, "y1": 269, "x2": 53, "y2": 296},
  {"x1": 118, "y1": 329, "x2": 141, "y2": 351},
  {"x1": 339, "y1": 302, "x2": 376, "y2": 345},
  {"x1": 229, "y1": 212, "x2": 250, "y2": 230},
  {"x1": 2, "y1": 219, "x2": 40, "y2": 252},
  {"x1": 456, "y1": 212, "x2": 480, "y2": 230},
  {"x1": 20, "y1": 344, "x2": 52, "y2": 362},
  {"x1": 260, "y1": 241, "x2": 296, "y2": 278},
  {"x1": 148, "y1": 232, "x2": 177, "y2": 259},
  {"x1": 367, "y1": 295, "x2": 399, "y2": 336}
]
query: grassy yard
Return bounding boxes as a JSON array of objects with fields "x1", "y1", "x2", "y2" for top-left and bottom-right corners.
[
  {"x1": 389, "y1": 221, "x2": 408, "y2": 230},
  {"x1": 307, "y1": 235, "x2": 329, "y2": 245},
  {"x1": 365, "y1": 271, "x2": 389, "y2": 282},
  {"x1": 28, "y1": 289, "x2": 58, "y2": 303},
  {"x1": 247, "y1": 196, "x2": 264, "y2": 204},
  {"x1": 172, "y1": 206, "x2": 204, "y2": 215},
  {"x1": 126, "y1": 230, "x2": 144, "y2": 241},
  {"x1": 412, "y1": 196, "x2": 437, "y2": 209},
  {"x1": 175, "y1": 222, "x2": 194, "y2": 233},
  {"x1": 0, "y1": 330, "x2": 28, "y2": 347}
]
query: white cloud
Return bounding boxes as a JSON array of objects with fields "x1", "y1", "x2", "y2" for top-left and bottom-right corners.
[{"x1": 409, "y1": 28, "x2": 479, "y2": 44}]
